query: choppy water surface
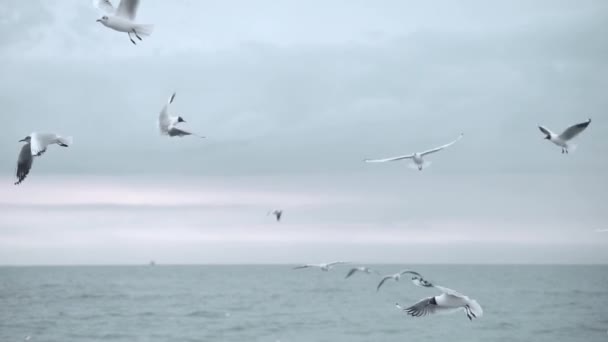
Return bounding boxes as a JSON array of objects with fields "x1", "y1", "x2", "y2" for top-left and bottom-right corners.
[{"x1": 1, "y1": 265, "x2": 607, "y2": 341}]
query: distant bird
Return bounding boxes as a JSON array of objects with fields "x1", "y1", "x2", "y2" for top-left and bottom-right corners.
[
  {"x1": 345, "y1": 266, "x2": 379, "y2": 279},
  {"x1": 538, "y1": 119, "x2": 591, "y2": 154},
  {"x1": 15, "y1": 133, "x2": 73, "y2": 185},
  {"x1": 396, "y1": 283, "x2": 483, "y2": 321},
  {"x1": 364, "y1": 133, "x2": 463, "y2": 171},
  {"x1": 158, "y1": 92, "x2": 205, "y2": 138},
  {"x1": 377, "y1": 270, "x2": 424, "y2": 291},
  {"x1": 293, "y1": 262, "x2": 349, "y2": 272},
  {"x1": 268, "y1": 209, "x2": 283, "y2": 222},
  {"x1": 94, "y1": 0, "x2": 154, "y2": 45}
]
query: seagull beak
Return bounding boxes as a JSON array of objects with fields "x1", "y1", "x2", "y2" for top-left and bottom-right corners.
[
  {"x1": 96, "y1": 19, "x2": 101, "y2": 22},
  {"x1": 18, "y1": 139, "x2": 26, "y2": 142}
]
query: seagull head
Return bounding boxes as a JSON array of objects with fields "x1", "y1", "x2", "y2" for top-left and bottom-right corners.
[
  {"x1": 19, "y1": 136, "x2": 31, "y2": 143},
  {"x1": 177, "y1": 116, "x2": 186, "y2": 123},
  {"x1": 96, "y1": 16, "x2": 109, "y2": 23}
]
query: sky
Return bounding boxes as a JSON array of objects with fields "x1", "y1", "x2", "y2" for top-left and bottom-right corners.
[{"x1": 1, "y1": 0, "x2": 607, "y2": 264}]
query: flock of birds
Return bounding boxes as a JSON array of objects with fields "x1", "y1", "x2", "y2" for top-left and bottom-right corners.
[
  {"x1": 10, "y1": 0, "x2": 598, "y2": 325},
  {"x1": 293, "y1": 263, "x2": 483, "y2": 321}
]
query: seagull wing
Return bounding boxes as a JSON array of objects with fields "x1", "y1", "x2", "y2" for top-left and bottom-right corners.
[
  {"x1": 30, "y1": 133, "x2": 59, "y2": 156},
  {"x1": 401, "y1": 296, "x2": 438, "y2": 317},
  {"x1": 15, "y1": 143, "x2": 33, "y2": 185},
  {"x1": 432, "y1": 284, "x2": 465, "y2": 297},
  {"x1": 559, "y1": 119, "x2": 591, "y2": 141},
  {"x1": 377, "y1": 275, "x2": 393, "y2": 291},
  {"x1": 538, "y1": 125, "x2": 554, "y2": 137},
  {"x1": 345, "y1": 268, "x2": 359, "y2": 279},
  {"x1": 93, "y1": 0, "x2": 115, "y2": 13},
  {"x1": 420, "y1": 133, "x2": 463, "y2": 156},
  {"x1": 116, "y1": 0, "x2": 140, "y2": 20},
  {"x1": 364, "y1": 154, "x2": 414, "y2": 163},
  {"x1": 399, "y1": 270, "x2": 423, "y2": 277},
  {"x1": 158, "y1": 93, "x2": 175, "y2": 135},
  {"x1": 293, "y1": 264, "x2": 315, "y2": 270}
]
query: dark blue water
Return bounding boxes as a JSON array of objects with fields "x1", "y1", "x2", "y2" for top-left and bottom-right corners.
[{"x1": 1, "y1": 265, "x2": 607, "y2": 341}]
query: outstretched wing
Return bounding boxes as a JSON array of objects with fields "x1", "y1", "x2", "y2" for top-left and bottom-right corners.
[
  {"x1": 432, "y1": 284, "x2": 465, "y2": 297},
  {"x1": 538, "y1": 125, "x2": 554, "y2": 137},
  {"x1": 293, "y1": 264, "x2": 315, "y2": 270},
  {"x1": 93, "y1": 0, "x2": 115, "y2": 13},
  {"x1": 399, "y1": 270, "x2": 422, "y2": 277},
  {"x1": 420, "y1": 133, "x2": 463, "y2": 156},
  {"x1": 364, "y1": 154, "x2": 414, "y2": 163},
  {"x1": 400, "y1": 297, "x2": 438, "y2": 317},
  {"x1": 376, "y1": 276, "x2": 392, "y2": 291},
  {"x1": 345, "y1": 268, "x2": 359, "y2": 279},
  {"x1": 158, "y1": 92, "x2": 175, "y2": 135},
  {"x1": 559, "y1": 119, "x2": 591, "y2": 141},
  {"x1": 116, "y1": 0, "x2": 140, "y2": 20},
  {"x1": 15, "y1": 143, "x2": 33, "y2": 185}
]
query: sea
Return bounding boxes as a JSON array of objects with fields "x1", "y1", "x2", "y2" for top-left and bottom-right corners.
[{"x1": 1, "y1": 265, "x2": 607, "y2": 342}]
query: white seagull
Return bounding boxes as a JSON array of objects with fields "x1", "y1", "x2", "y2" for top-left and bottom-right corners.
[
  {"x1": 396, "y1": 283, "x2": 483, "y2": 321},
  {"x1": 268, "y1": 209, "x2": 283, "y2": 222},
  {"x1": 377, "y1": 270, "x2": 424, "y2": 291},
  {"x1": 293, "y1": 262, "x2": 349, "y2": 272},
  {"x1": 364, "y1": 133, "x2": 463, "y2": 171},
  {"x1": 94, "y1": 0, "x2": 153, "y2": 45},
  {"x1": 345, "y1": 266, "x2": 379, "y2": 279},
  {"x1": 538, "y1": 119, "x2": 591, "y2": 154},
  {"x1": 15, "y1": 133, "x2": 73, "y2": 185},
  {"x1": 158, "y1": 92, "x2": 204, "y2": 138}
]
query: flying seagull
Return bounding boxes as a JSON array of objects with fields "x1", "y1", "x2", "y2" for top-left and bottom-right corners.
[
  {"x1": 377, "y1": 270, "x2": 424, "y2": 291},
  {"x1": 538, "y1": 119, "x2": 591, "y2": 154},
  {"x1": 94, "y1": 0, "x2": 154, "y2": 45},
  {"x1": 293, "y1": 262, "x2": 349, "y2": 272},
  {"x1": 14, "y1": 133, "x2": 73, "y2": 185},
  {"x1": 268, "y1": 209, "x2": 283, "y2": 222},
  {"x1": 364, "y1": 133, "x2": 463, "y2": 171},
  {"x1": 396, "y1": 283, "x2": 483, "y2": 321},
  {"x1": 345, "y1": 266, "x2": 379, "y2": 279},
  {"x1": 158, "y1": 92, "x2": 205, "y2": 138}
]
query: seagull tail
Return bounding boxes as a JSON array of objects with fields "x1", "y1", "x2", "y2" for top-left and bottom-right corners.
[
  {"x1": 58, "y1": 136, "x2": 73, "y2": 146},
  {"x1": 135, "y1": 24, "x2": 154, "y2": 37}
]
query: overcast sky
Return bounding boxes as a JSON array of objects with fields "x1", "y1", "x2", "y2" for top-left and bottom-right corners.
[{"x1": 1, "y1": 0, "x2": 607, "y2": 264}]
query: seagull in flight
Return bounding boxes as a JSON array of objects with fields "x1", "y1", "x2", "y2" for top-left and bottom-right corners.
[
  {"x1": 345, "y1": 266, "x2": 379, "y2": 279},
  {"x1": 268, "y1": 209, "x2": 283, "y2": 222},
  {"x1": 396, "y1": 282, "x2": 483, "y2": 321},
  {"x1": 538, "y1": 119, "x2": 591, "y2": 154},
  {"x1": 158, "y1": 92, "x2": 205, "y2": 138},
  {"x1": 377, "y1": 270, "x2": 425, "y2": 291},
  {"x1": 364, "y1": 133, "x2": 463, "y2": 171},
  {"x1": 94, "y1": 0, "x2": 154, "y2": 45},
  {"x1": 14, "y1": 133, "x2": 73, "y2": 185},
  {"x1": 293, "y1": 262, "x2": 349, "y2": 272}
]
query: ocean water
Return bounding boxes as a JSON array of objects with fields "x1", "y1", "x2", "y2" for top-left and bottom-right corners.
[{"x1": 1, "y1": 265, "x2": 607, "y2": 342}]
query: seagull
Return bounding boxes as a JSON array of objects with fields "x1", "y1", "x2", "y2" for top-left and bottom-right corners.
[
  {"x1": 345, "y1": 266, "x2": 379, "y2": 279},
  {"x1": 94, "y1": 0, "x2": 154, "y2": 45},
  {"x1": 364, "y1": 133, "x2": 463, "y2": 171},
  {"x1": 396, "y1": 283, "x2": 483, "y2": 321},
  {"x1": 293, "y1": 262, "x2": 349, "y2": 272},
  {"x1": 377, "y1": 270, "x2": 424, "y2": 291},
  {"x1": 158, "y1": 92, "x2": 205, "y2": 138},
  {"x1": 15, "y1": 133, "x2": 73, "y2": 185},
  {"x1": 538, "y1": 119, "x2": 591, "y2": 154},
  {"x1": 268, "y1": 209, "x2": 283, "y2": 222}
]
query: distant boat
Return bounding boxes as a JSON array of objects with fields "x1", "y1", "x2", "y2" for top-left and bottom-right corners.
[{"x1": 149, "y1": 261, "x2": 156, "y2": 266}]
